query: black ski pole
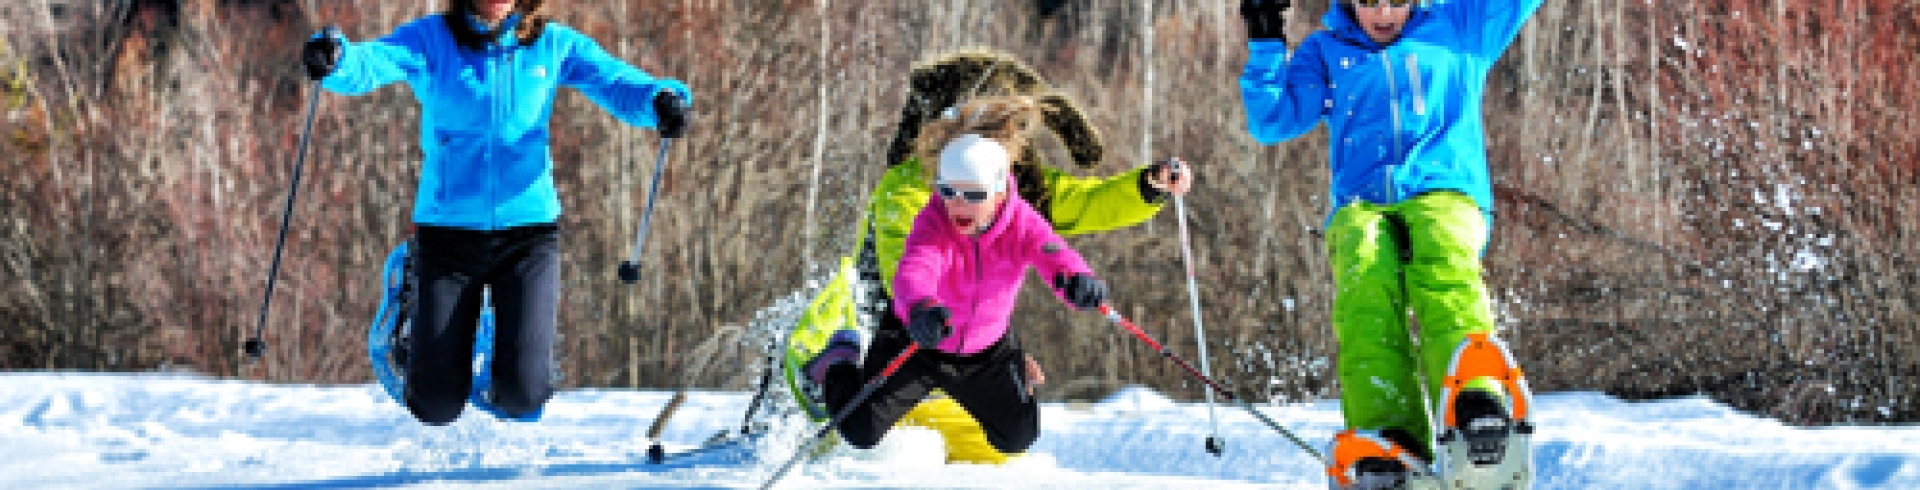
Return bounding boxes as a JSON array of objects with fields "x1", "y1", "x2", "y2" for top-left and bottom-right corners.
[
  {"x1": 618, "y1": 92, "x2": 686, "y2": 284},
  {"x1": 1097, "y1": 304, "x2": 1329, "y2": 466},
  {"x1": 757, "y1": 343, "x2": 920, "y2": 490},
  {"x1": 245, "y1": 25, "x2": 336, "y2": 360}
]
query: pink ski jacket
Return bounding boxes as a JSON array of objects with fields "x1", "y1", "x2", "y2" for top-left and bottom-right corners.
[{"x1": 892, "y1": 179, "x2": 1094, "y2": 355}]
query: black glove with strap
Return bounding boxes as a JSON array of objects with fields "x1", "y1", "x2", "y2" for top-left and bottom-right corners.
[
  {"x1": 302, "y1": 26, "x2": 344, "y2": 82},
  {"x1": 653, "y1": 90, "x2": 690, "y2": 139},
  {"x1": 907, "y1": 302, "x2": 952, "y2": 349},
  {"x1": 1240, "y1": 0, "x2": 1291, "y2": 44},
  {"x1": 1053, "y1": 273, "x2": 1108, "y2": 311}
]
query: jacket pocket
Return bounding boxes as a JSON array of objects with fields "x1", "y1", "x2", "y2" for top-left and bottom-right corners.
[{"x1": 428, "y1": 130, "x2": 490, "y2": 208}]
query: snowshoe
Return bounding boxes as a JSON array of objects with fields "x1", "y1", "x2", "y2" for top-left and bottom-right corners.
[
  {"x1": 468, "y1": 299, "x2": 544, "y2": 423},
  {"x1": 368, "y1": 239, "x2": 550, "y2": 422},
  {"x1": 368, "y1": 240, "x2": 417, "y2": 406},
  {"x1": 1327, "y1": 430, "x2": 1444, "y2": 490},
  {"x1": 1435, "y1": 333, "x2": 1534, "y2": 490}
]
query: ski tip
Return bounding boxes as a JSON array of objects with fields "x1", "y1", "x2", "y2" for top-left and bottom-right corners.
[
  {"x1": 1205, "y1": 436, "x2": 1224, "y2": 456},
  {"x1": 646, "y1": 442, "x2": 666, "y2": 464}
]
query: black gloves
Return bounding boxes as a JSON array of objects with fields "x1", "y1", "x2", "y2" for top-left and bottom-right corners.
[
  {"x1": 653, "y1": 90, "x2": 690, "y2": 139},
  {"x1": 1053, "y1": 273, "x2": 1108, "y2": 311},
  {"x1": 907, "y1": 302, "x2": 952, "y2": 349},
  {"x1": 302, "y1": 26, "x2": 343, "y2": 82},
  {"x1": 1240, "y1": 0, "x2": 1291, "y2": 44}
]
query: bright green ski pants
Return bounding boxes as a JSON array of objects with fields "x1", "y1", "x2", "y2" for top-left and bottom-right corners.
[{"x1": 1327, "y1": 191, "x2": 1498, "y2": 455}]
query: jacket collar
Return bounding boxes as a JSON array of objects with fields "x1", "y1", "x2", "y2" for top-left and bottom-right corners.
[
  {"x1": 446, "y1": 11, "x2": 545, "y2": 51},
  {"x1": 469, "y1": 13, "x2": 522, "y2": 46},
  {"x1": 931, "y1": 175, "x2": 1022, "y2": 243}
]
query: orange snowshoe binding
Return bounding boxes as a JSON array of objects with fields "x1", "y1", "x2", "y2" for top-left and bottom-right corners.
[
  {"x1": 1327, "y1": 429, "x2": 1443, "y2": 490},
  {"x1": 1434, "y1": 333, "x2": 1534, "y2": 490}
]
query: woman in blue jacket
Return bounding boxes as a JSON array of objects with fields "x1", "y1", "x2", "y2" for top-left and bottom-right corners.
[
  {"x1": 1240, "y1": 0, "x2": 1541, "y2": 484},
  {"x1": 302, "y1": 0, "x2": 691, "y2": 425}
]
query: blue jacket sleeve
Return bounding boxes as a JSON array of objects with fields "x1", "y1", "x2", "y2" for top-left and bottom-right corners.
[
  {"x1": 321, "y1": 22, "x2": 432, "y2": 95},
  {"x1": 1240, "y1": 39, "x2": 1330, "y2": 145},
  {"x1": 556, "y1": 29, "x2": 692, "y2": 129},
  {"x1": 1440, "y1": 0, "x2": 1548, "y2": 57}
]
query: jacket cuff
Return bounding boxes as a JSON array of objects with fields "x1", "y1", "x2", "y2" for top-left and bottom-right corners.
[
  {"x1": 1249, "y1": 40, "x2": 1290, "y2": 57},
  {"x1": 1137, "y1": 168, "x2": 1168, "y2": 205}
]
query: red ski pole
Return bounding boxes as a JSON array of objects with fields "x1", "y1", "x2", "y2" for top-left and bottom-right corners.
[
  {"x1": 758, "y1": 343, "x2": 920, "y2": 490},
  {"x1": 1097, "y1": 304, "x2": 1329, "y2": 465}
]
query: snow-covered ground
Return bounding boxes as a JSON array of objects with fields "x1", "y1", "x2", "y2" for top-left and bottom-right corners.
[{"x1": 3, "y1": 373, "x2": 1919, "y2": 489}]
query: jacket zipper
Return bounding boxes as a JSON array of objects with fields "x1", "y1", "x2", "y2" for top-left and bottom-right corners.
[
  {"x1": 1407, "y1": 53, "x2": 1426, "y2": 116},
  {"x1": 1380, "y1": 51, "x2": 1404, "y2": 204},
  {"x1": 960, "y1": 237, "x2": 984, "y2": 354}
]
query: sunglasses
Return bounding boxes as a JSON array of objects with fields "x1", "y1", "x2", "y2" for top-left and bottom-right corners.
[{"x1": 937, "y1": 185, "x2": 996, "y2": 204}]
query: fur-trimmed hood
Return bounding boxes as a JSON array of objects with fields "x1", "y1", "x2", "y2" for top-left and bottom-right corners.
[{"x1": 888, "y1": 50, "x2": 1105, "y2": 170}]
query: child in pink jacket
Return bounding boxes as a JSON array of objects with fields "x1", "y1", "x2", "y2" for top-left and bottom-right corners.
[{"x1": 819, "y1": 133, "x2": 1110, "y2": 455}]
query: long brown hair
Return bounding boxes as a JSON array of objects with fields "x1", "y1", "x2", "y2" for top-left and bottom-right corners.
[
  {"x1": 913, "y1": 96, "x2": 1047, "y2": 182},
  {"x1": 445, "y1": 0, "x2": 551, "y2": 50}
]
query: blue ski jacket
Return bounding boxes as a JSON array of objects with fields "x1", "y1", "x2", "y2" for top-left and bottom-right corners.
[
  {"x1": 321, "y1": 14, "x2": 691, "y2": 230},
  {"x1": 1240, "y1": 0, "x2": 1544, "y2": 220}
]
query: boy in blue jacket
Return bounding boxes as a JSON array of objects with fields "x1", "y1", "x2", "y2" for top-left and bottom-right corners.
[
  {"x1": 1240, "y1": 0, "x2": 1541, "y2": 487},
  {"x1": 301, "y1": 0, "x2": 691, "y2": 425}
]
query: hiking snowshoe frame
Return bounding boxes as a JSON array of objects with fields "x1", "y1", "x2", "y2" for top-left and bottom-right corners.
[
  {"x1": 367, "y1": 238, "x2": 549, "y2": 422},
  {"x1": 1434, "y1": 333, "x2": 1534, "y2": 490},
  {"x1": 1327, "y1": 333, "x2": 1533, "y2": 490}
]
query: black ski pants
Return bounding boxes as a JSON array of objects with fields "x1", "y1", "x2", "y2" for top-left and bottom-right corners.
[
  {"x1": 825, "y1": 306, "x2": 1040, "y2": 454},
  {"x1": 406, "y1": 223, "x2": 560, "y2": 425}
]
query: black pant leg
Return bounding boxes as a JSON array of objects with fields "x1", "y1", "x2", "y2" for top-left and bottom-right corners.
[
  {"x1": 406, "y1": 227, "x2": 488, "y2": 425},
  {"x1": 828, "y1": 309, "x2": 936, "y2": 449},
  {"x1": 481, "y1": 225, "x2": 561, "y2": 417},
  {"x1": 943, "y1": 342, "x2": 1041, "y2": 455}
]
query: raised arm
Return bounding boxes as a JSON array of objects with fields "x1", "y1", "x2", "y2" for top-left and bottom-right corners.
[
  {"x1": 1240, "y1": 38, "x2": 1332, "y2": 145},
  {"x1": 320, "y1": 20, "x2": 436, "y2": 95},
  {"x1": 555, "y1": 27, "x2": 691, "y2": 130},
  {"x1": 1437, "y1": 0, "x2": 1550, "y2": 57}
]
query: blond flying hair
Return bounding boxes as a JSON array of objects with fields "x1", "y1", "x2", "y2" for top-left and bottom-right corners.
[{"x1": 914, "y1": 96, "x2": 1049, "y2": 183}]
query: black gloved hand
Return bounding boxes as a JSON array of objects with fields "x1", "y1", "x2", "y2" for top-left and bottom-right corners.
[
  {"x1": 1240, "y1": 0, "x2": 1291, "y2": 43},
  {"x1": 302, "y1": 26, "x2": 343, "y2": 82},
  {"x1": 653, "y1": 90, "x2": 690, "y2": 139},
  {"x1": 1053, "y1": 273, "x2": 1108, "y2": 311},
  {"x1": 907, "y1": 302, "x2": 952, "y2": 349}
]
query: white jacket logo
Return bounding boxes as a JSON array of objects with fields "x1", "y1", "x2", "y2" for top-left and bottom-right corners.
[{"x1": 531, "y1": 66, "x2": 547, "y2": 78}]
